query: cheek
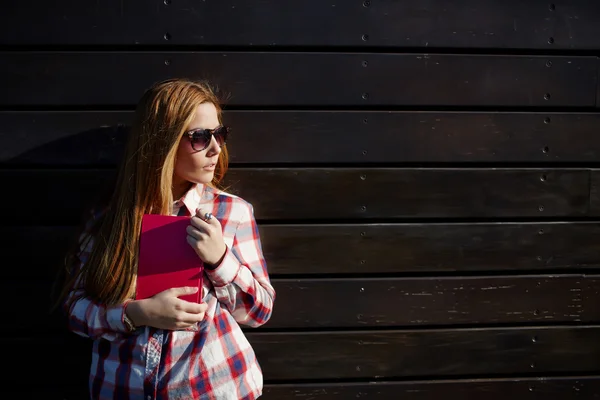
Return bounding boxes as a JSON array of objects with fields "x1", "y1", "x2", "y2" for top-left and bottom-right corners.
[{"x1": 174, "y1": 142, "x2": 208, "y2": 179}]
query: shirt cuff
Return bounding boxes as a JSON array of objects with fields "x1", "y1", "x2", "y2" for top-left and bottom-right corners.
[
  {"x1": 108, "y1": 302, "x2": 129, "y2": 332},
  {"x1": 204, "y1": 247, "x2": 240, "y2": 287}
]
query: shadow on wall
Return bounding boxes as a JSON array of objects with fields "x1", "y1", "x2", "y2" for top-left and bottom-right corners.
[{"x1": 3, "y1": 125, "x2": 129, "y2": 167}]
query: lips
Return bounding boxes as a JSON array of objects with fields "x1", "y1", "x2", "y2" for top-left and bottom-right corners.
[{"x1": 203, "y1": 164, "x2": 216, "y2": 171}]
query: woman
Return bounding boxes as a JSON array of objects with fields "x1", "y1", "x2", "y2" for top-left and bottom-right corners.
[{"x1": 54, "y1": 78, "x2": 275, "y2": 399}]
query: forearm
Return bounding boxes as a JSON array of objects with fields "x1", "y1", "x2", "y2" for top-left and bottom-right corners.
[
  {"x1": 205, "y1": 248, "x2": 275, "y2": 327},
  {"x1": 66, "y1": 289, "x2": 130, "y2": 340}
]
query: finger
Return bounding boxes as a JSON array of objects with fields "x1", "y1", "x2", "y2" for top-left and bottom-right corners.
[
  {"x1": 178, "y1": 300, "x2": 208, "y2": 314},
  {"x1": 166, "y1": 286, "x2": 199, "y2": 297},
  {"x1": 186, "y1": 234, "x2": 197, "y2": 248},
  {"x1": 173, "y1": 319, "x2": 201, "y2": 330},
  {"x1": 177, "y1": 311, "x2": 206, "y2": 324},
  {"x1": 194, "y1": 208, "x2": 210, "y2": 220},
  {"x1": 189, "y1": 215, "x2": 210, "y2": 230},
  {"x1": 195, "y1": 208, "x2": 222, "y2": 228},
  {"x1": 186, "y1": 224, "x2": 206, "y2": 240}
]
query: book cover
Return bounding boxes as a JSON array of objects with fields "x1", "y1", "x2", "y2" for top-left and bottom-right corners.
[{"x1": 136, "y1": 214, "x2": 203, "y2": 303}]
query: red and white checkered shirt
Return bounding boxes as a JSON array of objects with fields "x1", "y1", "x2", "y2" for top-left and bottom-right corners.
[{"x1": 65, "y1": 184, "x2": 276, "y2": 399}]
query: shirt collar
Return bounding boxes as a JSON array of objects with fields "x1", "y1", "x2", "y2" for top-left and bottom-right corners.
[{"x1": 173, "y1": 183, "x2": 206, "y2": 216}]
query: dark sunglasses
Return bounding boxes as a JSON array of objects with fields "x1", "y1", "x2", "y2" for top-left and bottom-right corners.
[{"x1": 185, "y1": 125, "x2": 230, "y2": 151}]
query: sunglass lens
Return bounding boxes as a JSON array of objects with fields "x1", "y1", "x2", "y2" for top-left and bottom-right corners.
[
  {"x1": 191, "y1": 130, "x2": 211, "y2": 151},
  {"x1": 214, "y1": 126, "x2": 229, "y2": 146}
]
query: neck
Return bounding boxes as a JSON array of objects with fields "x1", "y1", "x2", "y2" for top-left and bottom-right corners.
[{"x1": 172, "y1": 180, "x2": 193, "y2": 201}]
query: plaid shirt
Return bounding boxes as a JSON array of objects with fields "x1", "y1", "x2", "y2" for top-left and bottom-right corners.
[{"x1": 65, "y1": 184, "x2": 275, "y2": 400}]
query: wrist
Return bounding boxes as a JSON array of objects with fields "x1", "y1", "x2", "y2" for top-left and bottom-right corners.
[
  {"x1": 124, "y1": 300, "x2": 148, "y2": 328},
  {"x1": 205, "y1": 245, "x2": 227, "y2": 269}
]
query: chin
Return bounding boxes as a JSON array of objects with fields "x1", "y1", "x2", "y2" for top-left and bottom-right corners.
[{"x1": 195, "y1": 171, "x2": 215, "y2": 184}]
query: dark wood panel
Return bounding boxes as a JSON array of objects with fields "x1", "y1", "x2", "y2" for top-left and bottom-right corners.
[
  {"x1": 266, "y1": 276, "x2": 600, "y2": 328},
  {"x1": 0, "y1": 53, "x2": 596, "y2": 107},
  {"x1": 0, "y1": 111, "x2": 131, "y2": 166},
  {"x1": 597, "y1": 63, "x2": 600, "y2": 109},
  {"x1": 13, "y1": 377, "x2": 600, "y2": 400},
  {"x1": 589, "y1": 170, "x2": 600, "y2": 216},
  {"x1": 7, "y1": 326, "x2": 600, "y2": 385},
  {"x1": 251, "y1": 326, "x2": 600, "y2": 381},
  {"x1": 2, "y1": 0, "x2": 600, "y2": 49},
  {"x1": 4, "y1": 111, "x2": 600, "y2": 166},
  {"x1": 225, "y1": 168, "x2": 591, "y2": 220},
  {"x1": 260, "y1": 222, "x2": 600, "y2": 274},
  {"x1": 0, "y1": 168, "x2": 589, "y2": 225},
  {"x1": 6, "y1": 222, "x2": 600, "y2": 281},
  {"x1": 263, "y1": 377, "x2": 600, "y2": 399},
  {"x1": 14, "y1": 275, "x2": 600, "y2": 332}
]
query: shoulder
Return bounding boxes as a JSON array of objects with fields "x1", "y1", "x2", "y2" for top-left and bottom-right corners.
[{"x1": 208, "y1": 187, "x2": 256, "y2": 224}]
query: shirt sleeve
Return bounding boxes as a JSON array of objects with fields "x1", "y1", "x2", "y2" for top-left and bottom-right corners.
[
  {"x1": 63, "y1": 234, "x2": 130, "y2": 341},
  {"x1": 204, "y1": 201, "x2": 276, "y2": 327}
]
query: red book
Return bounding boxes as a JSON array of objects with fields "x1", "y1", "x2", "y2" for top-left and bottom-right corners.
[{"x1": 136, "y1": 214, "x2": 203, "y2": 303}]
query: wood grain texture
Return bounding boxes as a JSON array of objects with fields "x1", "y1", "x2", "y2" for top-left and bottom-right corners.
[
  {"x1": 0, "y1": 53, "x2": 596, "y2": 107},
  {"x1": 204, "y1": 168, "x2": 592, "y2": 220},
  {"x1": 14, "y1": 377, "x2": 600, "y2": 399},
  {"x1": 4, "y1": 111, "x2": 600, "y2": 165},
  {"x1": 0, "y1": 168, "x2": 589, "y2": 225},
  {"x1": 589, "y1": 170, "x2": 600, "y2": 216},
  {"x1": 250, "y1": 326, "x2": 600, "y2": 381},
  {"x1": 14, "y1": 275, "x2": 600, "y2": 332},
  {"x1": 2, "y1": 0, "x2": 600, "y2": 395},
  {"x1": 7, "y1": 327, "x2": 600, "y2": 385},
  {"x1": 2, "y1": 0, "x2": 600, "y2": 49},
  {"x1": 263, "y1": 377, "x2": 600, "y2": 399},
  {"x1": 258, "y1": 222, "x2": 600, "y2": 274},
  {"x1": 5, "y1": 221, "x2": 600, "y2": 282},
  {"x1": 0, "y1": 111, "x2": 131, "y2": 166},
  {"x1": 264, "y1": 275, "x2": 600, "y2": 328}
]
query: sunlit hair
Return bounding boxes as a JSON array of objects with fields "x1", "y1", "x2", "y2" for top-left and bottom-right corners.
[{"x1": 55, "y1": 78, "x2": 229, "y2": 307}]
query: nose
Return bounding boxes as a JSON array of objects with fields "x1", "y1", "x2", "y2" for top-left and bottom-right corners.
[{"x1": 205, "y1": 135, "x2": 222, "y2": 156}]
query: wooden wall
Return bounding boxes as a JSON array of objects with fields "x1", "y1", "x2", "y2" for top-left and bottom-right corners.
[{"x1": 2, "y1": 0, "x2": 600, "y2": 398}]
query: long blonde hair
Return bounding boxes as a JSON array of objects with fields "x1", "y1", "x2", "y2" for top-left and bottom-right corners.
[{"x1": 56, "y1": 78, "x2": 229, "y2": 307}]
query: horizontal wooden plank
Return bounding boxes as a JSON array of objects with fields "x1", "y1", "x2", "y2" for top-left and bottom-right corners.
[
  {"x1": 0, "y1": 53, "x2": 596, "y2": 107},
  {"x1": 14, "y1": 377, "x2": 600, "y2": 400},
  {"x1": 184, "y1": 168, "x2": 592, "y2": 219},
  {"x1": 2, "y1": 0, "x2": 600, "y2": 49},
  {"x1": 589, "y1": 170, "x2": 600, "y2": 216},
  {"x1": 4, "y1": 111, "x2": 600, "y2": 165},
  {"x1": 0, "y1": 168, "x2": 588, "y2": 224},
  {"x1": 597, "y1": 65, "x2": 600, "y2": 109},
  {"x1": 4, "y1": 222, "x2": 600, "y2": 281},
  {"x1": 15, "y1": 275, "x2": 600, "y2": 332},
  {"x1": 0, "y1": 111, "x2": 131, "y2": 166},
  {"x1": 266, "y1": 275, "x2": 600, "y2": 328},
  {"x1": 259, "y1": 222, "x2": 600, "y2": 274},
  {"x1": 6, "y1": 222, "x2": 600, "y2": 281},
  {"x1": 264, "y1": 377, "x2": 600, "y2": 399},
  {"x1": 7, "y1": 326, "x2": 600, "y2": 385},
  {"x1": 253, "y1": 326, "x2": 600, "y2": 381}
]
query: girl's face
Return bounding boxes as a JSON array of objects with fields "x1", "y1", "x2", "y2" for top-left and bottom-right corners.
[{"x1": 173, "y1": 102, "x2": 222, "y2": 198}]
